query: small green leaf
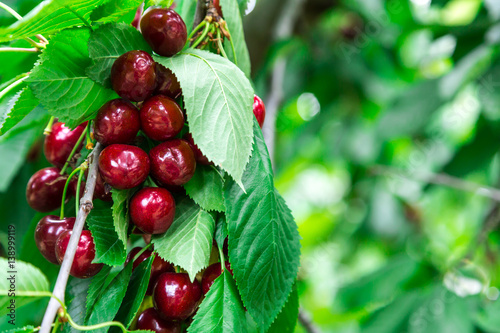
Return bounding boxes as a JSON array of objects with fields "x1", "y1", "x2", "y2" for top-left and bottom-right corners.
[
  {"x1": 0, "y1": 87, "x2": 39, "y2": 136},
  {"x1": 87, "y1": 209, "x2": 127, "y2": 266},
  {"x1": 188, "y1": 271, "x2": 247, "y2": 333},
  {"x1": 0, "y1": 258, "x2": 50, "y2": 316},
  {"x1": 185, "y1": 165, "x2": 225, "y2": 212},
  {"x1": 268, "y1": 283, "x2": 299, "y2": 333},
  {"x1": 154, "y1": 49, "x2": 254, "y2": 187},
  {"x1": 27, "y1": 28, "x2": 117, "y2": 128},
  {"x1": 153, "y1": 198, "x2": 215, "y2": 281},
  {"x1": 87, "y1": 23, "x2": 152, "y2": 87},
  {"x1": 111, "y1": 188, "x2": 131, "y2": 253},
  {"x1": 85, "y1": 265, "x2": 112, "y2": 319}
]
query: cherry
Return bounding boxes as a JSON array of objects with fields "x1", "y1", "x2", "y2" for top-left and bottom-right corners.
[
  {"x1": 136, "y1": 308, "x2": 182, "y2": 333},
  {"x1": 140, "y1": 95, "x2": 184, "y2": 141},
  {"x1": 201, "y1": 262, "x2": 233, "y2": 294},
  {"x1": 131, "y1": 4, "x2": 144, "y2": 29},
  {"x1": 44, "y1": 122, "x2": 87, "y2": 169},
  {"x1": 55, "y1": 230, "x2": 103, "y2": 278},
  {"x1": 130, "y1": 187, "x2": 176, "y2": 234},
  {"x1": 140, "y1": 8, "x2": 187, "y2": 57},
  {"x1": 35, "y1": 216, "x2": 75, "y2": 265},
  {"x1": 94, "y1": 172, "x2": 112, "y2": 202},
  {"x1": 183, "y1": 133, "x2": 211, "y2": 165},
  {"x1": 155, "y1": 64, "x2": 182, "y2": 99},
  {"x1": 149, "y1": 139, "x2": 196, "y2": 186},
  {"x1": 111, "y1": 50, "x2": 156, "y2": 102},
  {"x1": 253, "y1": 95, "x2": 266, "y2": 128},
  {"x1": 98, "y1": 144, "x2": 150, "y2": 190},
  {"x1": 153, "y1": 272, "x2": 202, "y2": 321},
  {"x1": 26, "y1": 167, "x2": 71, "y2": 212},
  {"x1": 93, "y1": 99, "x2": 141, "y2": 146}
]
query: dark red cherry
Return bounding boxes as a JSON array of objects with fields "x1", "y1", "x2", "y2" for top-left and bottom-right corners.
[
  {"x1": 130, "y1": 187, "x2": 176, "y2": 234},
  {"x1": 98, "y1": 144, "x2": 150, "y2": 190},
  {"x1": 253, "y1": 95, "x2": 266, "y2": 128},
  {"x1": 94, "y1": 99, "x2": 141, "y2": 146},
  {"x1": 140, "y1": 96, "x2": 184, "y2": 141},
  {"x1": 155, "y1": 64, "x2": 182, "y2": 99},
  {"x1": 94, "y1": 172, "x2": 112, "y2": 202},
  {"x1": 201, "y1": 262, "x2": 233, "y2": 294},
  {"x1": 131, "y1": 4, "x2": 144, "y2": 29},
  {"x1": 140, "y1": 8, "x2": 187, "y2": 57},
  {"x1": 55, "y1": 230, "x2": 103, "y2": 278},
  {"x1": 153, "y1": 272, "x2": 202, "y2": 321},
  {"x1": 44, "y1": 122, "x2": 87, "y2": 169},
  {"x1": 183, "y1": 133, "x2": 211, "y2": 165},
  {"x1": 26, "y1": 167, "x2": 71, "y2": 212},
  {"x1": 111, "y1": 50, "x2": 157, "y2": 102},
  {"x1": 149, "y1": 139, "x2": 196, "y2": 186},
  {"x1": 35, "y1": 216, "x2": 75, "y2": 264},
  {"x1": 136, "y1": 308, "x2": 182, "y2": 333}
]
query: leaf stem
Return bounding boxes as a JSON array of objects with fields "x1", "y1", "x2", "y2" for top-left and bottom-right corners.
[
  {"x1": 60, "y1": 167, "x2": 82, "y2": 219},
  {"x1": 0, "y1": 74, "x2": 28, "y2": 100},
  {"x1": 226, "y1": 24, "x2": 238, "y2": 66},
  {"x1": 60, "y1": 123, "x2": 89, "y2": 175},
  {"x1": 44, "y1": 117, "x2": 56, "y2": 135},
  {"x1": 75, "y1": 168, "x2": 85, "y2": 217},
  {"x1": 133, "y1": 242, "x2": 153, "y2": 262},
  {"x1": 218, "y1": 245, "x2": 225, "y2": 272},
  {"x1": 191, "y1": 21, "x2": 211, "y2": 49},
  {"x1": 0, "y1": 2, "x2": 22, "y2": 20},
  {"x1": 216, "y1": 28, "x2": 229, "y2": 59}
]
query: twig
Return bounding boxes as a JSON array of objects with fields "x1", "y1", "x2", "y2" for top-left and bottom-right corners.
[
  {"x1": 39, "y1": 143, "x2": 102, "y2": 333},
  {"x1": 193, "y1": 0, "x2": 207, "y2": 29},
  {"x1": 298, "y1": 307, "x2": 321, "y2": 333}
]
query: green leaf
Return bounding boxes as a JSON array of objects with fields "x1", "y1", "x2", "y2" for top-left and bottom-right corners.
[
  {"x1": 185, "y1": 165, "x2": 225, "y2": 212},
  {"x1": 86, "y1": 265, "x2": 112, "y2": 319},
  {"x1": 268, "y1": 283, "x2": 299, "y2": 333},
  {"x1": 188, "y1": 271, "x2": 247, "y2": 333},
  {"x1": 215, "y1": 213, "x2": 228, "y2": 247},
  {"x1": 111, "y1": 188, "x2": 131, "y2": 254},
  {"x1": 0, "y1": 0, "x2": 108, "y2": 43},
  {"x1": 153, "y1": 198, "x2": 215, "y2": 281},
  {"x1": 91, "y1": 0, "x2": 143, "y2": 23},
  {"x1": 27, "y1": 28, "x2": 117, "y2": 128},
  {"x1": 146, "y1": 0, "x2": 174, "y2": 8},
  {"x1": 224, "y1": 120, "x2": 301, "y2": 331},
  {"x1": 87, "y1": 23, "x2": 152, "y2": 87},
  {"x1": 220, "y1": 0, "x2": 251, "y2": 77},
  {"x1": 85, "y1": 264, "x2": 133, "y2": 332},
  {"x1": 176, "y1": 0, "x2": 198, "y2": 35},
  {"x1": 87, "y1": 209, "x2": 127, "y2": 266},
  {"x1": 0, "y1": 258, "x2": 50, "y2": 316},
  {"x1": 114, "y1": 257, "x2": 153, "y2": 328},
  {"x1": 0, "y1": 87, "x2": 39, "y2": 136},
  {"x1": 154, "y1": 49, "x2": 254, "y2": 187},
  {"x1": 62, "y1": 277, "x2": 92, "y2": 333}
]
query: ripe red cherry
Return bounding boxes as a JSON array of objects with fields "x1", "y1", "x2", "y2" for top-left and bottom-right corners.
[
  {"x1": 131, "y1": 4, "x2": 144, "y2": 29},
  {"x1": 136, "y1": 308, "x2": 181, "y2": 333},
  {"x1": 35, "y1": 216, "x2": 75, "y2": 265},
  {"x1": 55, "y1": 230, "x2": 103, "y2": 278},
  {"x1": 111, "y1": 50, "x2": 157, "y2": 102},
  {"x1": 253, "y1": 95, "x2": 266, "y2": 128},
  {"x1": 183, "y1": 133, "x2": 211, "y2": 165},
  {"x1": 94, "y1": 172, "x2": 112, "y2": 202},
  {"x1": 155, "y1": 64, "x2": 182, "y2": 99},
  {"x1": 149, "y1": 139, "x2": 196, "y2": 186},
  {"x1": 201, "y1": 262, "x2": 233, "y2": 294},
  {"x1": 26, "y1": 167, "x2": 71, "y2": 212},
  {"x1": 130, "y1": 187, "x2": 176, "y2": 234},
  {"x1": 140, "y1": 96, "x2": 184, "y2": 141},
  {"x1": 44, "y1": 122, "x2": 87, "y2": 169},
  {"x1": 153, "y1": 272, "x2": 202, "y2": 321},
  {"x1": 94, "y1": 99, "x2": 141, "y2": 146},
  {"x1": 140, "y1": 8, "x2": 187, "y2": 57},
  {"x1": 98, "y1": 144, "x2": 150, "y2": 190}
]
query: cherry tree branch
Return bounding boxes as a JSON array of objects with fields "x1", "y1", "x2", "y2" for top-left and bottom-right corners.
[
  {"x1": 298, "y1": 307, "x2": 322, "y2": 333},
  {"x1": 39, "y1": 143, "x2": 102, "y2": 333}
]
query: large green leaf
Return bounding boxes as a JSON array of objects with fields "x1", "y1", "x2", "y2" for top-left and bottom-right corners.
[
  {"x1": 91, "y1": 0, "x2": 143, "y2": 24},
  {"x1": 154, "y1": 49, "x2": 254, "y2": 188},
  {"x1": 184, "y1": 164, "x2": 225, "y2": 212},
  {"x1": 152, "y1": 199, "x2": 215, "y2": 281},
  {"x1": 0, "y1": 258, "x2": 50, "y2": 316},
  {"x1": 87, "y1": 23, "x2": 152, "y2": 87},
  {"x1": 268, "y1": 283, "x2": 298, "y2": 333},
  {"x1": 111, "y1": 189, "x2": 131, "y2": 254},
  {"x1": 176, "y1": 0, "x2": 198, "y2": 34},
  {"x1": 0, "y1": 87, "x2": 39, "y2": 136},
  {"x1": 85, "y1": 265, "x2": 112, "y2": 319},
  {"x1": 220, "y1": 0, "x2": 251, "y2": 77},
  {"x1": 87, "y1": 208, "x2": 127, "y2": 266},
  {"x1": 188, "y1": 271, "x2": 247, "y2": 333},
  {"x1": 224, "y1": 120, "x2": 301, "y2": 331},
  {"x1": 27, "y1": 28, "x2": 117, "y2": 128},
  {"x1": 62, "y1": 277, "x2": 92, "y2": 333}
]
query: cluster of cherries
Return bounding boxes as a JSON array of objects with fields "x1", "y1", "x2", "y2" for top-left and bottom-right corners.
[{"x1": 26, "y1": 5, "x2": 265, "y2": 331}]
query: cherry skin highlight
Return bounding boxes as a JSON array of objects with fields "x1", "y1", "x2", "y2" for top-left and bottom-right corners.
[
  {"x1": 130, "y1": 187, "x2": 176, "y2": 234},
  {"x1": 35, "y1": 216, "x2": 75, "y2": 265},
  {"x1": 55, "y1": 230, "x2": 103, "y2": 279},
  {"x1": 26, "y1": 167, "x2": 71, "y2": 213},
  {"x1": 98, "y1": 144, "x2": 150, "y2": 190},
  {"x1": 153, "y1": 272, "x2": 202, "y2": 321},
  {"x1": 94, "y1": 99, "x2": 141, "y2": 146},
  {"x1": 140, "y1": 95, "x2": 184, "y2": 141},
  {"x1": 111, "y1": 50, "x2": 156, "y2": 102},
  {"x1": 136, "y1": 308, "x2": 182, "y2": 333},
  {"x1": 149, "y1": 139, "x2": 196, "y2": 186},
  {"x1": 44, "y1": 122, "x2": 87, "y2": 169},
  {"x1": 183, "y1": 133, "x2": 211, "y2": 165},
  {"x1": 201, "y1": 262, "x2": 233, "y2": 294},
  {"x1": 155, "y1": 64, "x2": 182, "y2": 99},
  {"x1": 140, "y1": 8, "x2": 187, "y2": 57},
  {"x1": 253, "y1": 95, "x2": 266, "y2": 128}
]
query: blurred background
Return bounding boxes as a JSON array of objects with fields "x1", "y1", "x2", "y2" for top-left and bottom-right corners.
[{"x1": 3, "y1": 0, "x2": 500, "y2": 332}]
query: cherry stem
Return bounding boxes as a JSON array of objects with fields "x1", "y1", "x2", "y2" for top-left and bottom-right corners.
[
  {"x1": 225, "y1": 23, "x2": 238, "y2": 66},
  {"x1": 133, "y1": 242, "x2": 153, "y2": 262},
  {"x1": 59, "y1": 167, "x2": 82, "y2": 219},
  {"x1": 216, "y1": 28, "x2": 229, "y2": 59},
  {"x1": 218, "y1": 245, "x2": 225, "y2": 272},
  {"x1": 75, "y1": 168, "x2": 85, "y2": 217},
  {"x1": 191, "y1": 21, "x2": 211, "y2": 49},
  {"x1": 60, "y1": 123, "x2": 89, "y2": 175},
  {"x1": 86, "y1": 122, "x2": 94, "y2": 149},
  {"x1": 44, "y1": 117, "x2": 56, "y2": 135},
  {"x1": 0, "y1": 2, "x2": 22, "y2": 20},
  {"x1": 0, "y1": 47, "x2": 39, "y2": 53},
  {"x1": 187, "y1": 20, "x2": 208, "y2": 45}
]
